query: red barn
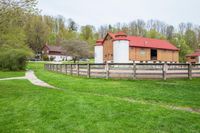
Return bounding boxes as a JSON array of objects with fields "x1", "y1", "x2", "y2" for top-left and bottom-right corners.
[{"x1": 95, "y1": 32, "x2": 179, "y2": 63}]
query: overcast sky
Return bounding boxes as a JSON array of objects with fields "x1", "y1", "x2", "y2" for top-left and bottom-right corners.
[{"x1": 37, "y1": 0, "x2": 200, "y2": 27}]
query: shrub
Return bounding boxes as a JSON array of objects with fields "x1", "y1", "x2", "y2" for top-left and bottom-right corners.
[
  {"x1": 42, "y1": 55, "x2": 49, "y2": 61},
  {"x1": 0, "y1": 46, "x2": 33, "y2": 71},
  {"x1": 50, "y1": 56, "x2": 55, "y2": 61}
]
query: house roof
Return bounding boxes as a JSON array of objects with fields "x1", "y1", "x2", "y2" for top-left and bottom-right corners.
[
  {"x1": 100, "y1": 32, "x2": 179, "y2": 51},
  {"x1": 44, "y1": 45, "x2": 63, "y2": 52},
  {"x1": 186, "y1": 49, "x2": 200, "y2": 57}
]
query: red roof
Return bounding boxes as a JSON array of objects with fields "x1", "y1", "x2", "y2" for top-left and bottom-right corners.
[
  {"x1": 102, "y1": 32, "x2": 179, "y2": 51},
  {"x1": 127, "y1": 36, "x2": 179, "y2": 51},
  {"x1": 45, "y1": 45, "x2": 63, "y2": 52},
  {"x1": 186, "y1": 50, "x2": 200, "y2": 57},
  {"x1": 96, "y1": 39, "x2": 103, "y2": 46}
]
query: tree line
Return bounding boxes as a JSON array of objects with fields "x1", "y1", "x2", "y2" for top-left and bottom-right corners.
[
  {"x1": 23, "y1": 14, "x2": 200, "y2": 62},
  {"x1": 1, "y1": 0, "x2": 200, "y2": 70}
]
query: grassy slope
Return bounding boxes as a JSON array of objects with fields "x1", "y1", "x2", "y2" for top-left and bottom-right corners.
[
  {"x1": 0, "y1": 80, "x2": 200, "y2": 133},
  {"x1": 28, "y1": 62, "x2": 200, "y2": 109},
  {"x1": 0, "y1": 71, "x2": 25, "y2": 79}
]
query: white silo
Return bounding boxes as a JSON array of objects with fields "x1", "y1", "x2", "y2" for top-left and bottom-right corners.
[
  {"x1": 113, "y1": 32, "x2": 130, "y2": 63},
  {"x1": 94, "y1": 40, "x2": 103, "y2": 63}
]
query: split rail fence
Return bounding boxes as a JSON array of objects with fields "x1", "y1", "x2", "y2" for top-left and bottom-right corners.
[{"x1": 44, "y1": 63, "x2": 200, "y2": 80}]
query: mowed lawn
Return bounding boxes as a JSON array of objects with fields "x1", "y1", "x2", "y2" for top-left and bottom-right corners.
[
  {"x1": 29, "y1": 62, "x2": 200, "y2": 109},
  {"x1": 0, "y1": 71, "x2": 25, "y2": 78},
  {"x1": 0, "y1": 62, "x2": 199, "y2": 133}
]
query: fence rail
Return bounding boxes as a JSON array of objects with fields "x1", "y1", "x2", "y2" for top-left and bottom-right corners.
[{"x1": 44, "y1": 63, "x2": 200, "y2": 80}]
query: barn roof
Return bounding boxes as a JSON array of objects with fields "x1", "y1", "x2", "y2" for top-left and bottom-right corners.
[
  {"x1": 127, "y1": 36, "x2": 179, "y2": 51},
  {"x1": 100, "y1": 32, "x2": 179, "y2": 51},
  {"x1": 186, "y1": 49, "x2": 200, "y2": 57},
  {"x1": 96, "y1": 39, "x2": 104, "y2": 46}
]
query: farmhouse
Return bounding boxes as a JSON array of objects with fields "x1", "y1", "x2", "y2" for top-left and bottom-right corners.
[
  {"x1": 95, "y1": 32, "x2": 179, "y2": 63},
  {"x1": 42, "y1": 44, "x2": 72, "y2": 62},
  {"x1": 186, "y1": 49, "x2": 200, "y2": 64}
]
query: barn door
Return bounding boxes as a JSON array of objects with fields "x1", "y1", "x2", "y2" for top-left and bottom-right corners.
[{"x1": 151, "y1": 49, "x2": 157, "y2": 60}]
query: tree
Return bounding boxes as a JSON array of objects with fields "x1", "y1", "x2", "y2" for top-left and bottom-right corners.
[
  {"x1": 170, "y1": 35, "x2": 192, "y2": 62},
  {"x1": 0, "y1": 0, "x2": 36, "y2": 70},
  {"x1": 25, "y1": 15, "x2": 49, "y2": 53},
  {"x1": 184, "y1": 29, "x2": 198, "y2": 50},
  {"x1": 62, "y1": 40, "x2": 90, "y2": 63},
  {"x1": 67, "y1": 18, "x2": 78, "y2": 32},
  {"x1": 146, "y1": 29, "x2": 165, "y2": 39},
  {"x1": 80, "y1": 25, "x2": 95, "y2": 40},
  {"x1": 166, "y1": 25, "x2": 174, "y2": 40},
  {"x1": 128, "y1": 20, "x2": 146, "y2": 36}
]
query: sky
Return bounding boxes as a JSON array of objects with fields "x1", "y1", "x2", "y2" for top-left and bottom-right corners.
[{"x1": 37, "y1": 0, "x2": 200, "y2": 27}]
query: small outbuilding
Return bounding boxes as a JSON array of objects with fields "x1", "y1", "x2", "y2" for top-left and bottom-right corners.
[{"x1": 186, "y1": 49, "x2": 200, "y2": 64}]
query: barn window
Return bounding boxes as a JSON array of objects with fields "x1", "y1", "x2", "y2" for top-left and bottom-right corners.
[{"x1": 140, "y1": 49, "x2": 146, "y2": 56}]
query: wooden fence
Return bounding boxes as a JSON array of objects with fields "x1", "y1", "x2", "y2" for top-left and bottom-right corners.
[{"x1": 44, "y1": 63, "x2": 200, "y2": 80}]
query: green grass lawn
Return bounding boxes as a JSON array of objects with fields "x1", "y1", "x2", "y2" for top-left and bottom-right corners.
[
  {"x1": 0, "y1": 80, "x2": 200, "y2": 133},
  {"x1": 0, "y1": 62, "x2": 199, "y2": 132},
  {"x1": 29, "y1": 62, "x2": 200, "y2": 109},
  {"x1": 0, "y1": 71, "x2": 25, "y2": 79}
]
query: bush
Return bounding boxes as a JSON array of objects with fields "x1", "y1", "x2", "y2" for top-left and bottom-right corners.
[
  {"x1": 0, "y1": 46, "x2": 33, "y2": 71},
  {"x1": 42, "y1": 55, "x2": 49, "y2": 61},
  {"x1": 50, "y1": 56, "x2": 55, "y2": 61}
]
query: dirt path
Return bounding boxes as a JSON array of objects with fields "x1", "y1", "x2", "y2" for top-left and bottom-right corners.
[{"x1": 81, "y1": 92, "x2": 200, "y2": 115}]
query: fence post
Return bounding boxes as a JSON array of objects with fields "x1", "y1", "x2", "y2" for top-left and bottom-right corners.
[
  {"x1": 70, "y1": 64, "x2": 73, "y2": 75},
  {"x1": 162, "y1": 63, "x2": 168, "y2": 80},
  {"x1": 77, "y1": 64, "x2": 79, "y2": 76},
  {"x1": 56, "y1": 64, "x2": 58, "y2": 72},
  {"x1": 188, "y1": 63, "x2": 192, "y2": 80},
  {"x1": 60, "y1": 64, "x2": 62, "y2": 73},
  {"x1": 61, "y1": 64, "x2": 63, "y2": 73},
  {"x1": 106, "y1": 63, "x2": 110, "y2": 79},
  {"x1": 65, "y1": 64, "x2": 68, "y2": 74},
  {"x1": 133, "y1": 61, "x2": 136, "y2": 79},
  {"x1": 87, "y1": 64, "x2": 90, "y2": 78}
]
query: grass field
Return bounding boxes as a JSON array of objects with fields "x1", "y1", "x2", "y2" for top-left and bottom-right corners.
[
  {"x1": 0, "y1": 62, "x2": 199, "y2": 132},
  {"x1": 0, "y1": 71, "x2": 25, "y2": 79}
]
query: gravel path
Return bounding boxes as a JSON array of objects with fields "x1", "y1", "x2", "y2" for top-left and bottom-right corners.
[
  {"x1": 25, "y1": 70, "x2": 58, "y2": 89},
  {"x1": 0, "y1": 70, "x2": 59, "y2": 89},
  {"x1": 0, "y1": 77, "x2": 26, "y2": 81}
]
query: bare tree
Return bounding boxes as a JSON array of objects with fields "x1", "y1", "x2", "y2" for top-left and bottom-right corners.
[
  {"x1": 67, "y1": 18, "x2": 78, "y2": 31},
  {"x1": 62, "y1": 40, "x2": 90, "y2": 63},
  {"x1": 166, "y1": 25, "x2": 174, "y2": 40}
]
